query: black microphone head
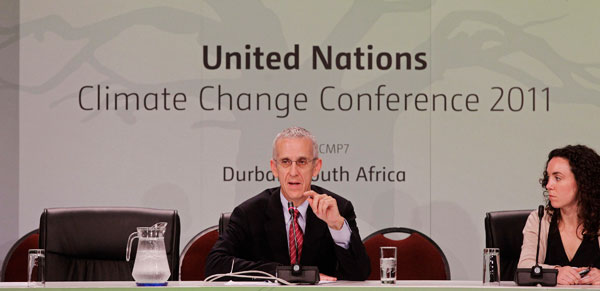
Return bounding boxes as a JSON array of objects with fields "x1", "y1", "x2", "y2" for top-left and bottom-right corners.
[
  {"x1": 538, "y1": 205, "x2": 545, "y2": 219},
  {"x1": 288, "y1": 202, "x2": 294, "y2": 215}
]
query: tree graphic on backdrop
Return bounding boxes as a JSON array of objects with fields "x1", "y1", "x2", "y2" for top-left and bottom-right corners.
[{"x1": 2, "y1": 0, "x2": 599, "y2": 232}]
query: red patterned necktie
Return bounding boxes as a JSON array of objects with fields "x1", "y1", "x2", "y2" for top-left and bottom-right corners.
[{"x1": 289, "y1": 208, "x2": 303, "y2": 264}]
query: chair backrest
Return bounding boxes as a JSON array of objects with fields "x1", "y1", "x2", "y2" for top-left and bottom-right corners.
[
  {"x1": 363, "y1": 227, "x2": 450, "y2": 280},
  {"x1": 179, "y1": 226, "x2": 218, "y2": 280},
  {"x1": 218, "y1": 212, "x2": 231, "y2": 237},
  {"x1": 1, "y1": 229, "x2": 39, "y2": 282},
  {"x1": 485, "y1": 209, "x2": 532, "y2": 281},
  {"x1": 39, "y1": 207, "x2": 180, "y2": 281}
]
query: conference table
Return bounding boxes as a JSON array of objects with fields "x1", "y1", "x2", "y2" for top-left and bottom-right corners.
[{"x1": 2, "y1": 281, "x2": 600, "y2": 291}]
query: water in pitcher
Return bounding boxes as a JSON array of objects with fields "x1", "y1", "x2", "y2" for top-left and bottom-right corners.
[{"x1": 131, "y1": 248, "x2": 171, "y2": 283}]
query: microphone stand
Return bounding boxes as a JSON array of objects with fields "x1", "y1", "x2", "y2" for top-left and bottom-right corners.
[
  {"x1": 531, "y1": 205, "x2": 544, "y2": 278},
  {"x1": 288, "y1": 202, "x2": 301, "y2": 275},
  {"x1": 515, "y1": 205, "x2": 557, "y2": 286}
]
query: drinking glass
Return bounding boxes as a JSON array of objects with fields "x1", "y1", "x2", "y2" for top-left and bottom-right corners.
[
  {"x1": 28, "y1": 249, "x2": 45, "y2": 287},
  {"x1": 483, "y1": 248, "x2": 500, "y2": 285},
  {"x1": 380, "y1": 246, "x2": 397, "y2": 284}
]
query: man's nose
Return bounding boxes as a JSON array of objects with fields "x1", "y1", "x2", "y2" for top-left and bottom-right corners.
[{"x1": 289, "y1": 162, "x2": 299, "y2": 175}]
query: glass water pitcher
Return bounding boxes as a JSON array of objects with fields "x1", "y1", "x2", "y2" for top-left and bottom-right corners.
[{"x1": 126, "y1": 222, "x2": 171, "y2": 286}]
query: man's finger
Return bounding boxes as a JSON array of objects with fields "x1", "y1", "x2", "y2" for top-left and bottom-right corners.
[
  {"x1": 319, "y1": 197, "x2": 328, "y2": 215},
  {"x1": 311, "y1": 194, "x2": 323, "y2": 215},
  {"x1": 308, "y1": 195, "x2": 320, "y2": 216},
  {"x1": 306, "y1": 196, "x2": 314, "y2": 208},
  {"x1": 304, "y1": 191, "x2": 318, "y2": 211},
  {"x1": 304, "y1": 191, "x2": 316, "y2": 207}
]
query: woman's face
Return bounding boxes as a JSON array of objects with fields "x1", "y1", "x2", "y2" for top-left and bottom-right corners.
[{"x1": 546, "y1": 157, "x2": 578, "y2": 210}]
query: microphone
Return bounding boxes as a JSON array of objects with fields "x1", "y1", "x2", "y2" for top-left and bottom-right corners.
[
  {"x1": 275, "y1": 201, "x2": 319, "y2": 284},
  {"x1": 532, "y1": 205, "x2": 544, "y2": 277},
  {"x1": 288, "y1": 202, "x2": 301, "y2": 275},
  {"x1": 515, "y1": 205, "x2": 557, "y2": 286}
]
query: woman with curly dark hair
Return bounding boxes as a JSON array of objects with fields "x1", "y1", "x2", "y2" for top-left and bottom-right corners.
[{"x1": 518, "y1": 145, "x2": 600, "y2": 285}]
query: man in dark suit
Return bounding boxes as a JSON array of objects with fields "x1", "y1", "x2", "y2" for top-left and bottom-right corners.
[{"x1": 205, "y1": 127, "x2": 370, "y2": 281}]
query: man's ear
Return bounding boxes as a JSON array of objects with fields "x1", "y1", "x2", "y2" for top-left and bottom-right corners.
[
  {"x1": 270, "y1": 159, "x2": 279, "y2": 178},
  {"x1": 312, "y1": 158, "x2": 322, "y2": 177}
]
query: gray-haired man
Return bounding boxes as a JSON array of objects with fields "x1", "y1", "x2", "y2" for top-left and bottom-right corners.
[{"x1": 205, "y1": 127, "x2": 370, "y2": 281}]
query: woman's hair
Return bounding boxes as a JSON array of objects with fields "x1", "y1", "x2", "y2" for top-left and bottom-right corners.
[{"x1": 541, "y1": 145, "x2": 600, "y2": 236}]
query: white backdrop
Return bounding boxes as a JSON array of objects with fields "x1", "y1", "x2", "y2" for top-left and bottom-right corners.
[{"x1": 4, "y1": 0, "x2": 600, "y2": 280}]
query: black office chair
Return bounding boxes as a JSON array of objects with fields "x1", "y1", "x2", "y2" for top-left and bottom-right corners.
[
  {"x1": 484, "y1": 209, "x2": 532, "y2": 281},
  {"x1": 218, "y1": 212, "x2": 231, "y2": 237},
  {"x1": 39, "y1": 207, "x2": 180, "y2": 281}
]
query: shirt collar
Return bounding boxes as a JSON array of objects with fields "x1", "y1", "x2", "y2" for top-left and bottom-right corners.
[{"x1": 280, "y1": 191, "x2": 309, "y2": 220}]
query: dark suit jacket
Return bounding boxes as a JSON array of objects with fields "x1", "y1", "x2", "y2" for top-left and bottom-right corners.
[{"x1": 205, "y1": 185, "x2": 371, "y2": 280}]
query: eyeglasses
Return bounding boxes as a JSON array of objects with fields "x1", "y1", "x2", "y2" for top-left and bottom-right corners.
[{"x1": 275, "y1": 158, "x2": 317, "y2": 169}]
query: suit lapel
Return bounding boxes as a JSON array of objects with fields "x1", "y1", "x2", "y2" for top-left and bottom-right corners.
[{"x1": 264, "y1": 188, "x2": 289, "y2": 264}]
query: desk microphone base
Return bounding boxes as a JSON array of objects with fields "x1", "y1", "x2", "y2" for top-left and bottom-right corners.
[
  {"x1": 276, "y1": 265, "x2": 319, "y2": 284},
  {"x1": 515, "y1": 268, "x2": 557, "y2": 286}
]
